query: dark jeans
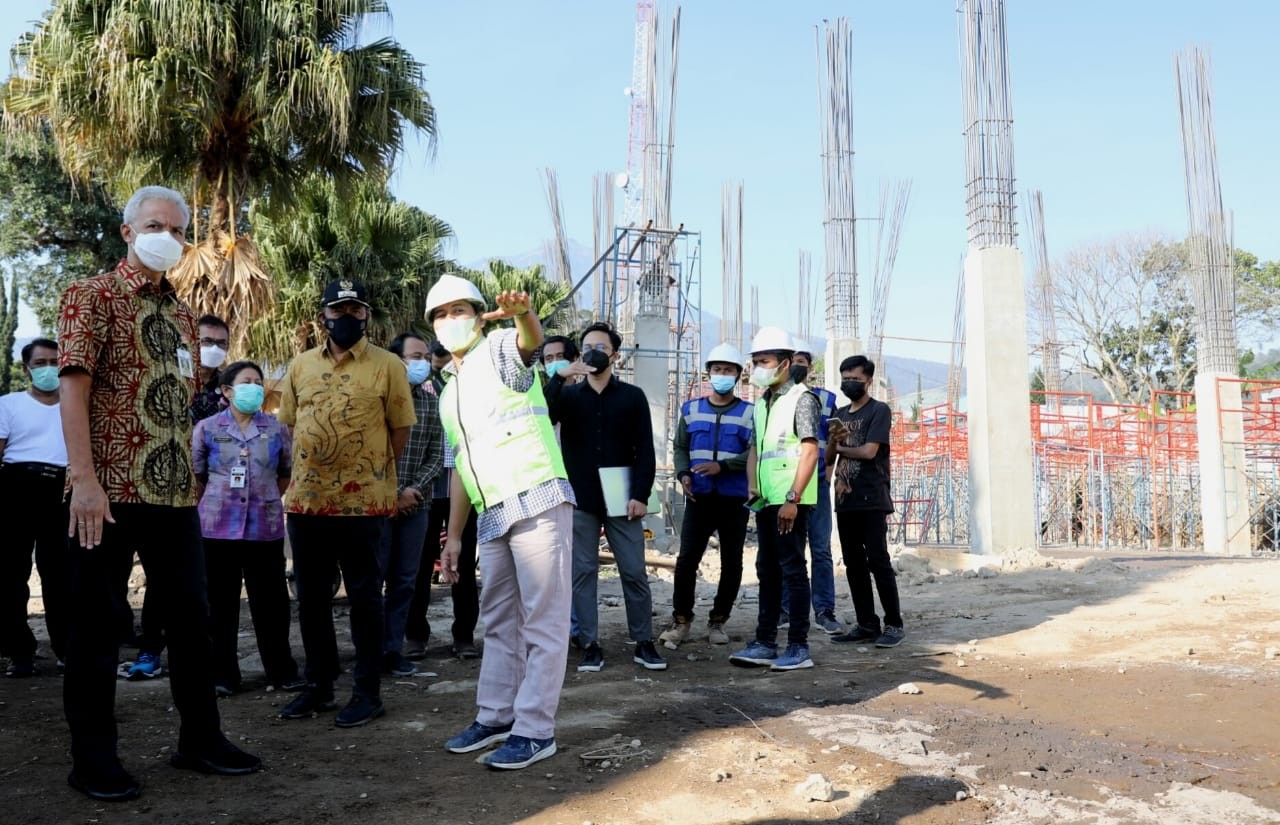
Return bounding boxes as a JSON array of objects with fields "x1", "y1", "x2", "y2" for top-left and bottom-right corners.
[
  {"x1": 0, "y1": 464, "x2": 70, "y2": 662},
  {"x1": 287, "y1": 514, "x2": 384, "y2": 698},
  {"x1": 672, "y1": 493, "x2": 749, "y2": 623},
  {"x1": 836, "y1": 510, "x2": 902, "y2": 629},
  {"x1": 753, "y1": 504, "x2": 812, "y2": 647},
  {"x1": 378, "y1": 507, "x2": 430, "y2": 656},
  {"x1": 64, "y1": 504, "x2": 221, "y2": 772},
  {"x1": 407, "y1": 498, "x2": 479, "y2": 645},
  {"x1": 204, "y1": 537, "x2": 299, "y2": 688}
]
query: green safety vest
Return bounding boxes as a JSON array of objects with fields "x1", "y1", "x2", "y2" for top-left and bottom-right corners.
[
  {"x1": 754, "y1": 382, "x2": 818, "y2": 506},
  {"x1": 439, "y1": 336, "x2": 567, "y2": 514}
]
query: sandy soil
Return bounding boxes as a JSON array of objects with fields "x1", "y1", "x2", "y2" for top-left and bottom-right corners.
[{"x1": 3, "y1": 540, "x2": 1279, "y2": 825}]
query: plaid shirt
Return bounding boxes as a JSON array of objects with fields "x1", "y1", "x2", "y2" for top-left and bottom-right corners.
[
  {"x1": 398, "y1": 383, "x2": 445, "y2": 495},
  {"x1": 444, "y1": 329, "x2": 575, "y2": 544}
]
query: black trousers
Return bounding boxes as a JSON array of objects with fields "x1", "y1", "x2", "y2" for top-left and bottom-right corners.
[
  {"x1": 407, "y1": 498, "x2": 479, "y2": 645},
  {"x1": 287, "y1": 514, "x2": 384, "y2": 698},
  {"x1": 204, "y1": 537, "x2": 299, "y2": 688},
  {"x1": 671, "y1": 493, "x2": 749, "y2": 623},
  {"x1": 836, "y1": 509, "x2": 903, "y2": 629},
  {"x1": 753, "y1": 504, "x2": 812, "y2": 647},
  {"x1": 63, "y1": 504, "x2": 221, "y2": 771},
  {"x1": 0, "y1": 464, "x2": 70, "y2": 662}
]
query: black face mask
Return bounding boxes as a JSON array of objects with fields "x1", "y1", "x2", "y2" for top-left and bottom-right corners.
[
  {"x1": 789, "y1": 364, "x2": 810, "y2": 384},
  {"x1": 582, "y1": 349, "x2": 611, "y2": 372},
  {"x1": 842, "y1": 379, "x2": 867, "y2": 401},
  {"x1": 325, "y1": 314, "x2": 366, "y2": 349}
]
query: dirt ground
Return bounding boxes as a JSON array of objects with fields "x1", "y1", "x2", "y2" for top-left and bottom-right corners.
[{"x1": 3, "y1": 538, "x2": 1280, "y2": 825}]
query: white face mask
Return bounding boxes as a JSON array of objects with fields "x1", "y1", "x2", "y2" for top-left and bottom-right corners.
[
  {"x1": 434, "y1": 316, "x2": 480, "y2": 353},
  {"x1": 749, "y1": 365, "x2": 780, "y2": 389},
  {"x1": 200, "y1": 345, "x2": 227, "y2": 369},
  {"x1": 132, "y1": 229, "x2": 186, "y2": 271}
]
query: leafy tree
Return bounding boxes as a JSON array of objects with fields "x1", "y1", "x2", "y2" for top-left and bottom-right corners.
[
  {"x1": 249, "y1": 175, "x2": 453, "y2": 366},
  {"x1": 1030, "y1": 367, "x2": 1045, "y2": 405},
  {"x1": 461, "y1": 260, "x2": 573, "y2": 332},
  {"x1": 0, "y1": 125, "x2": 124, "y2": 331},
  {"x1": 4, "y1": 0, "x2": 435, "y2": 351},
  {"x1": 1050, "y1": 233, "x2": 1274, "y2": 405},
  {"x1": 0, "y1": 272, "x2": 18, "y2": 394}
]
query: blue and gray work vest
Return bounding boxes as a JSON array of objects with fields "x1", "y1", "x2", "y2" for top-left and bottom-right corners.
[
  {"x1": 812, "y1": 386, "x2": 837, "y2": 479},
  {"x1": 681, "y1": 396, "x2": 753, "y2": 499}
]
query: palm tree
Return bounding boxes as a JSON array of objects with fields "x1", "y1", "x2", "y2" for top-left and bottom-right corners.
[
  {"x1": 465, "y1": 260, "x2": 575, "y2": 334},
  {"x1": 250, "y1": 174, "x2": 453, "y2": 366},
  {"x1": 3, "y1": 0, "x2": 434, "y2": 351}
]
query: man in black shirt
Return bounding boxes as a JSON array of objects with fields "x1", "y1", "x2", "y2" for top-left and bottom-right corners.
[
  {"x1": 545, "y1": 323, "x2": 667, "y2": 673},
  {"x1": 827, "y1": 355, "x2": 903, "y2": 648}
]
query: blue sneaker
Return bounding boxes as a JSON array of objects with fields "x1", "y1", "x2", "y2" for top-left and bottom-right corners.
[
  {"x1": 127, "y1": 651, "x2": 164, "y2": 680},
  {"x1": 483, "y1": 735, "x2": 557, "y2": 770},
  {"x1": 728, "y1": 640, "x2": 778, "y2": 667},
  {"x1": 446, "y1": 721, "x2": 514, "y2": 754},
  {"x1": 771, "y1": 643, "x2": 814, "y2": 671}
]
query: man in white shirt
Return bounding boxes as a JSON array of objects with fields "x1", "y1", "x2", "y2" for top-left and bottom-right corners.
[{"x1": 0, "y1": 338, "x2": 70, "y2": 678}]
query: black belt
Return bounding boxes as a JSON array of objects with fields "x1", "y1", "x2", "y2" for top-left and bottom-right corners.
[{"x1": 2, "y1": 462, "x2": 67, "y2": 480}]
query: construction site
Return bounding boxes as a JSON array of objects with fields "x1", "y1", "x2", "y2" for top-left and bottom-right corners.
[{"x1": 540, "y1": 1, "x2": 1280, "y2": 562}]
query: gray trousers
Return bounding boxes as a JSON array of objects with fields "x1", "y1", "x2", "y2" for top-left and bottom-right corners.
[
  {"x1": 572, "y1": 509, "x2": 653, "y2": 645},
  {"x1": 474, "y1": 503, "x2": 572, "y2": 740}
]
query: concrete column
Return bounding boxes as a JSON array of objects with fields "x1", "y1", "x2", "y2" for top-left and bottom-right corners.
[
  {"x1": 963, "y1": 246, "x2": 1036, "y2": 554},
  {"x1": 1194, "y1": 373, "x2": 1252, "y2": 555},
  {"x1": 632, "y1": 310, "x2": 674, "y2": 545},
  {"x1": 824, "y1": 336, "x2": 862, "y2": 392}
]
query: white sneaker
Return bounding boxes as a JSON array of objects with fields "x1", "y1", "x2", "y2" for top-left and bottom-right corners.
[{"x1": 707, "y1": 622, "x2": 729, "y2": 645}]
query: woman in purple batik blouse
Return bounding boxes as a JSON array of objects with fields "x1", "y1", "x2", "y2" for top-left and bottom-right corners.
[{"x1": 193, "y1": 360, "x2": 304, "y2": 696}]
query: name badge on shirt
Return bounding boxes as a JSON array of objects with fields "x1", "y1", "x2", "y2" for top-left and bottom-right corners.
[
  {"x1": 229, "y1": 465, "x2": 247, "y2": 489},
  {"x1": 177, "y1": 347, "x2": 195, "y2": 379}
]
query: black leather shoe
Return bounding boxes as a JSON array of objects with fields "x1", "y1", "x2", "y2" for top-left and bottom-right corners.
[
  {"x1": 280, "y1": 687, "x2": 337, "y2": 720},
  {"x1": 334, "y1": 694, "x2": 385, "y2": 728},
  {"x1": 68, "y1": 766, "x2": 141, "y2": 801},
  {"x1": 169, "y1": 739, "x2": 262, "y2": 776}
]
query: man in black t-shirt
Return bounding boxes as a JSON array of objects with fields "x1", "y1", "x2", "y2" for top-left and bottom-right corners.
[{"x1": 826, "y1": 355, "x2": 904, "y2": 648}]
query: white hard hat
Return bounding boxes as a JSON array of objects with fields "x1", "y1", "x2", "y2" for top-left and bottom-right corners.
[
  {"x1": 793, "y1": 339, "x2": 813, "y2": 356},
  {"x1": 705, "y1": 342, "x2": 744, "y2": 371},
  {"x1": 425, "y1": 273, "x2": 486, "y2": 319},
  {"x1": 748, "y1": 326, "x2": 796, "y2": 356}
]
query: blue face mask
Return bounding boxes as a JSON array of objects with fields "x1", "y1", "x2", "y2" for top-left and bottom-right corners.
[
  {"x1": 231, "y1": 383, "x2": 265, "y2": 414},
  {"x1": 405, "y1": 359, "x2": 432, "y2": 386},
  {"x1": 709, "y1": 374, "x2": 737, "y2": 395},
  {"x1": 30, "y1": 365, "x2": 59, "y2": 393},
  {"x1": 544, "y1": 359, "x2": 570, "y2": 378}
]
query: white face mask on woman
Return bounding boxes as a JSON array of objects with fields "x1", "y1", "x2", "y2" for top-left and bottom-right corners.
[{"x1": 132, "y1": 230, "x2": 186, "y2": 271}]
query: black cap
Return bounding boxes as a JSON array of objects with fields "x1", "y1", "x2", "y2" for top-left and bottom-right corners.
[{"x1": 321, "y1": 278, "x2": 371, "y2": 308}]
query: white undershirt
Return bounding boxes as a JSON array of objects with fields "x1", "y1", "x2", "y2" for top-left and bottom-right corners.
[{"x1": 0, "y1": 391, "x2": 68, "y2": 466}]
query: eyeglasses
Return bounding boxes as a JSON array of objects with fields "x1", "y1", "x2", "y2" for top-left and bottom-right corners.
[{"x1": 199, "y1": 336, "x2": 229, "y2": 348}]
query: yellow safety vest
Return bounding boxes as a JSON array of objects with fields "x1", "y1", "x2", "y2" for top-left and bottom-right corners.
[
  {"x1": 439, "y1": 336, "x2": 567, "y2": 513},
  {"x1": 754, "y1": 382, "x2": 818, "y2": 506}
]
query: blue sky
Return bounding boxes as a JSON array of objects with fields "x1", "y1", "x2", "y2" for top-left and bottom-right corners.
[{"x1": 7, "y1": 1, "x2": 1279, "y2": 364}]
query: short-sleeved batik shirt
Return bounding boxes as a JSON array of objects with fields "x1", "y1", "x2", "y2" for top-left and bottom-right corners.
[
  {"x1": 277, "y1": 337, "x2": 418, "y2": 516},
  {"x1": 57, "y1": 261, "x2": 199, "y2": 507}
]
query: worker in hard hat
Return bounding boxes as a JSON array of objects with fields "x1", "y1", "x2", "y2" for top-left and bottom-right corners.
[
  {"x1": 425, "y1": 273, "x2": 576, "y2": 771},
  {"x1": 728, "y1": 327, "x2": 822, "y2": 671},
  {"x1": 784, "y1": 341, "x2": 844, "y2": 636},
  {"x1": 659, "y1": 342, "x2": 754, "y2": 649}
]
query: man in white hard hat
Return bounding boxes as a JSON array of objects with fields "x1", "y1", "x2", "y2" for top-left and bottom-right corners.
[
  {"x1": 659, "y1": 342, "x2": 754, "y2": 649},
  {"x1": 782, "y1": 341, "x2": 843, "y2": 635},
  {"x1": 728, "y1": 327, "x2": 821, "y2": 671},
  {"x1": 426, "y1": 273, "x2": 576, "y2": 771}
]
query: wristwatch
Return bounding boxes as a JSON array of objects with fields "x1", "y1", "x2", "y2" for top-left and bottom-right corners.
[{"x1": 785, "y1": 490, "x2": 800, "y2": 503}]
